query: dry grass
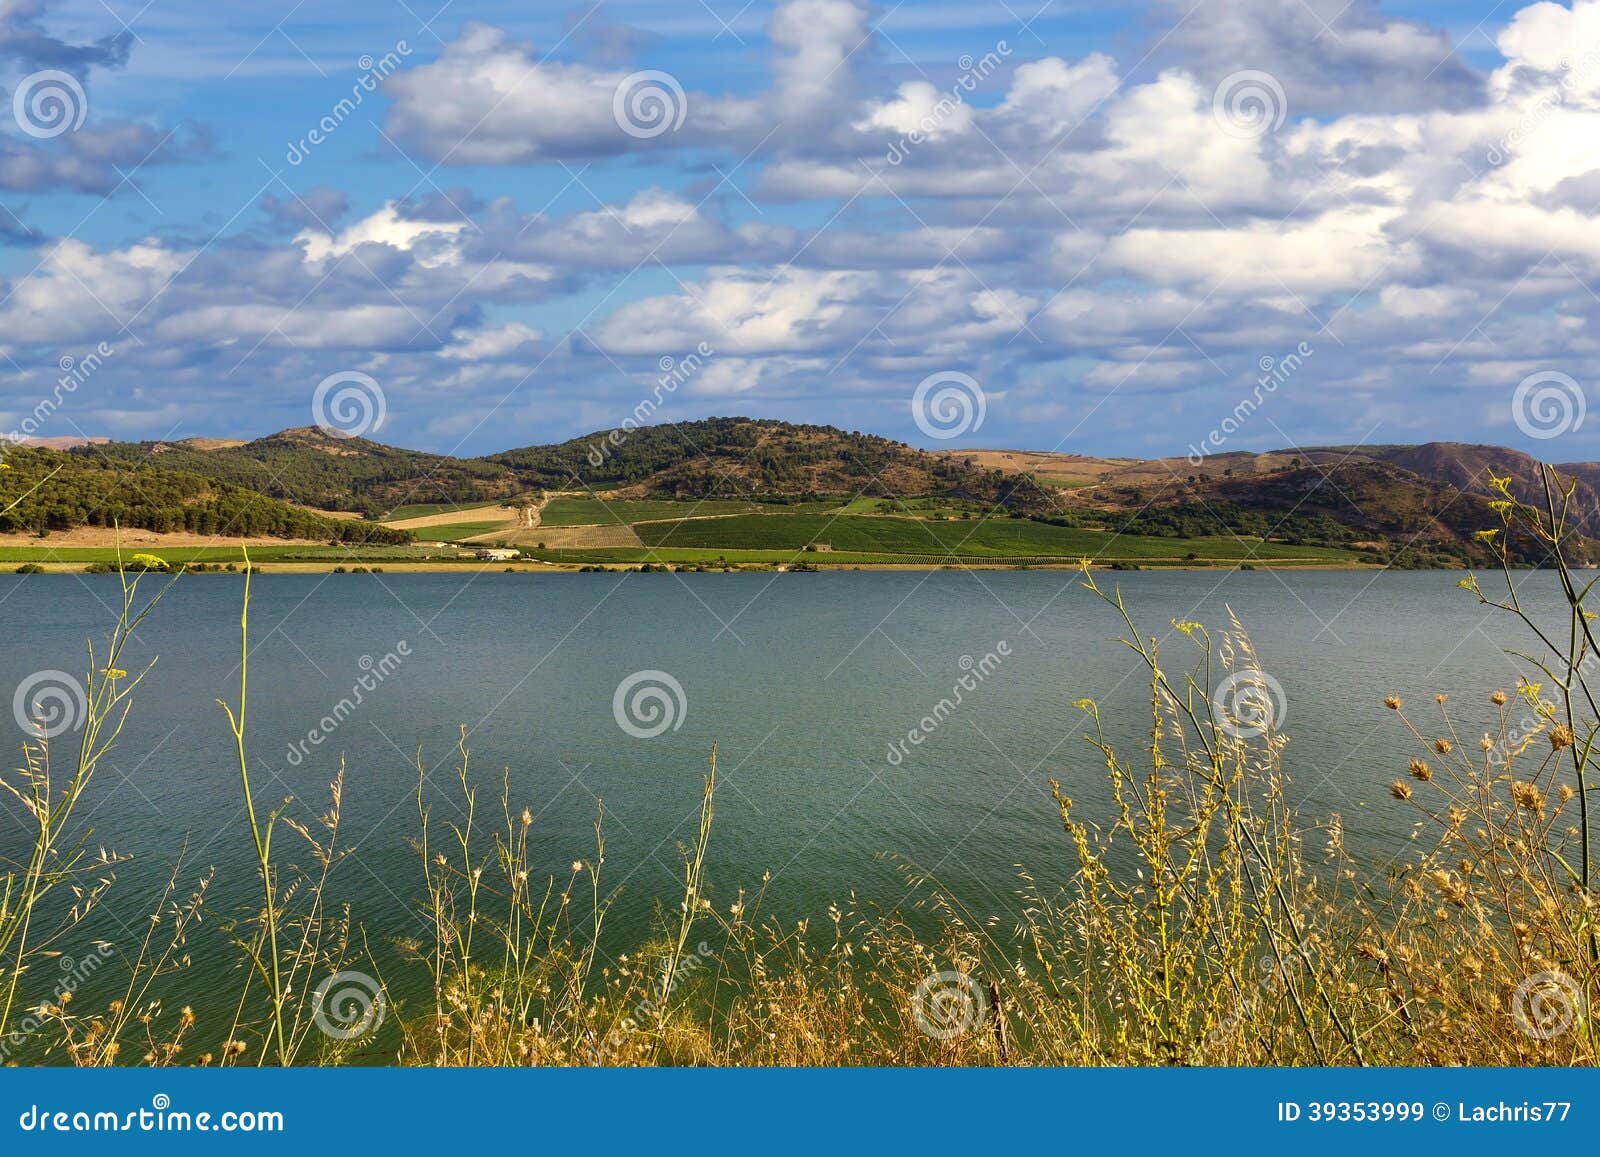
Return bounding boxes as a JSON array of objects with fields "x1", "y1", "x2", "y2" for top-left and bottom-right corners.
[{"x1": 5, "y1": 467, "x2": 1599, "y2": 1066}]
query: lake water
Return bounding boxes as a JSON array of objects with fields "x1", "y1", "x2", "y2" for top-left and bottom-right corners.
[{"x1": 0, "y1": 569, "x2": 1558, "y2": 1034}]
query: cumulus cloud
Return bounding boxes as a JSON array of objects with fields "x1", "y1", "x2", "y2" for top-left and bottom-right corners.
[
  {"x1": 10, "y1": 0, "x2": 1600, "y2": 457},
  {"x1": 1152, "y1": 0, "x2": 1483, "y2": 115},
  {"x1": 0, "y1": 0, "x2": 208, "y2": 199}
]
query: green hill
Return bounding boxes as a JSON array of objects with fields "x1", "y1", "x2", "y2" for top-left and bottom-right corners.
[
  {"x1": 0, "y1": 447, "x2": 413, "y2": 544},
  {"x1": 82, "y1": 427, "x2": 518, "y2": 518}
]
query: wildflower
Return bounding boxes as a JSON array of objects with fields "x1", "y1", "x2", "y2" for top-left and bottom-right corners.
[
  {"x1": 99, "y1": 667, "x2": 127, "y2": 680},
  {"x1": 1408, "y1": 759, "x2": 1432, "y2": 781},
  {"x1": 1390, "y1": 781, "x2": 1413, "y2": 800},
  {"x1": 223, "y1": 1040, "x2": 247, "y2": 1058},
  {"x1": 1434, "y1": 738, "x2": 1452, "y2": 754},
  {"x1": 1510, "y1": 781, "x2": 1546, "y2": 812},
  {"x1": 571, "y1": 861, "x2": 584, "y2": 874},
  {"x1": 1436, "y1": 694, "x2": 1448, "y2": 705},
  {"x1": 1491, "y1": 690, "x2": 1508, "y2": 706},
  {"x1": 179, "y1": 1006, "x2": 195, "y2": 1029},
  {"x1": 1384, "y1": 696, "x2": 1401, "y2": 710},
  {"x1": 1550, "y1": 724, "x2": 1575, "y2": 751},
  {"x1": 1479, "y1": 734, "x2": 1494, "y2": 751}
]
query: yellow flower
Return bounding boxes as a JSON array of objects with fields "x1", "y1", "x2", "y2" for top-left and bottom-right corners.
[{"x1": 100, "y1": 667, "x2": 127, "y2": 680}]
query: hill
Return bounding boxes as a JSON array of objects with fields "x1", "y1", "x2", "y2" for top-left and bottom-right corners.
[
  {"x1": 0, "y1": 446, "x2": 413, "y2": 544},
  {"x1": 485, "y1": 417, "x2": 1057, "y2": 510},
  {"x1": 49, "y1": 420, "x2": 1600, "y2": 568},
  {"x1": 83, "y1": 427, "x2": 518, "y2": 518}
]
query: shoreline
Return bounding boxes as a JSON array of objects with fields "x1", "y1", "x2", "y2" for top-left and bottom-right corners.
[{"x1": 3, "y1": 558, "x2": 1396, "y2": 574}]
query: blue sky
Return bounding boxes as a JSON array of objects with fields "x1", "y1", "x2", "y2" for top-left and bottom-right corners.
[{"x1": 1, "y1": 0, "x2": 1598, "y2": 459}]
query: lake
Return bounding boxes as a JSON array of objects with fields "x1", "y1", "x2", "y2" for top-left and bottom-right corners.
[{"x1": 0, "y1": 569, "x2": 1554, "y2": 1035}]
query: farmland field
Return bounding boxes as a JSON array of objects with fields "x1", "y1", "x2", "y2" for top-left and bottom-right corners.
[
  {"x1": 633, "y1": 512, "x2": 1360, "y2": 561},
  {"x1": 539, "y1": 496, "x2": 763, "y2": 525},
  {"x1": 384, "y1": 501, "x2": 498, "y2": 520}
]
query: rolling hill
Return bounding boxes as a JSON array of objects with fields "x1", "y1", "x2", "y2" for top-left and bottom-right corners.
[
  {"x1": 47, "y1": 420, "x2": 1600, "y2": 568},
  {"x1": 0, "y1": 446, "x2": 413, "y2": 545}
]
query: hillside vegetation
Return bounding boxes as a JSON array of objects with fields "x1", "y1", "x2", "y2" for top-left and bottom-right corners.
[
  {"x1": 48, "y1": 419, "x2": 1600, "y2": 567},
  {"x1": 0, "y1": 447, "x2": 412, "y2": 544},
  {"x1": 83, "y1": 427, "x2": 517, "y2": 518}
]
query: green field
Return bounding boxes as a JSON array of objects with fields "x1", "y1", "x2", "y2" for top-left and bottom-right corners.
[
  {"x1": 0, "y1": 506, "x2": 1362, "y2": 570},
  {"x1": 412, "y1": 521, "x2": 516, "y2": 541},
  {"x1": 0, "y1": 543, "x2": 473, "y2": 565},
  {"x1": 539, "y1": 496, "x2": 762, "y2": 526},
  {"x1": 386, "y1": 501, "x2": 500, "y2": 520},
  {"x1": 633, "y1": 512, "x2": 1358, "y2": 561}
]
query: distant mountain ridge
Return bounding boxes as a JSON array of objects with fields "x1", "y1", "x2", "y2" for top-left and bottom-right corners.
[{"x1": 38, "y1": 420, "x2": 1600, "y2": 565}]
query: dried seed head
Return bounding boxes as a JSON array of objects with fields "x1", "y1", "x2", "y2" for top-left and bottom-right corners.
[
  {"x1": 1550, "y1": 725, "x2": 1575, "y2": 751},
  {"x1": 1491, "y1": 690, "x2": 1508, "y2": 706},
  {"x1": 1511, "y1": 780, "x2": 1546, "y2": 812},
  {"x1": 1409, "y1": 759, "x2": 1432, "y2": 781},
  {"x1": 1391, "y1": 781, "x2": 1413, "y2": 800},
  {"x1": 1384, "y1": 696, "x2": 1401, "y2": 710},
  {"x1": 1434, "y1": 738, "x2": 1453, "y2": 754}
]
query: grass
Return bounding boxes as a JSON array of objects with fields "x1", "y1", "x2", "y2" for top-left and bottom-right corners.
[
  {"x1": 3, "y1": 466, "x2": 1596, "y2": 1066},
  {"x1": 635, "y1": 512, "x2": 1359, "y2": 561},
  {"x1": 385, "y1": 501, "x2": 502, "y2": 520},
  {"x1": 539, "y1": 497, "x2": 760, "y2": 526},
  {"x1": 411, "y1": 521, "x2": 517, "y2": 541}
]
